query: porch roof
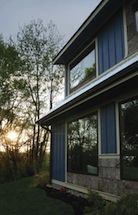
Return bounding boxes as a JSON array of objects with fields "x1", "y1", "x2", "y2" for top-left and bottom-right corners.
[{"x1": 37, "y1": 54, "x2": 138, "y2": 126}]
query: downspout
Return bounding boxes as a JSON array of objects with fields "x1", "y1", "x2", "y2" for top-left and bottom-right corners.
[{"x1": 49, "y1": 78, "x2": 53, "y2": 185}]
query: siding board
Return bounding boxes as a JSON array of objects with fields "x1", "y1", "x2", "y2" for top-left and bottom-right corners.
[
  {"x1": 52, "y1": 124, "x2": 65, "y2": 182},
  {"x1": 108, "y1": 20, "x2": 116, "y2": 67},
  {"x1": 98, "y1": 9, "x2": 124, "y2": 75},
  {"x1": 101, "y1": 103, "x2": 117, "y2": 154},
  {"x1": 103, "y1": 29, "x2": 109, "y2": 71}
]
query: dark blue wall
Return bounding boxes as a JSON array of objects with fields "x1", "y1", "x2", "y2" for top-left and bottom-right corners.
[
  {"x1": 98, "y1": 9, "x2": 125, "y2": 75},
  {"x1": 101, "y1": 103, "x2": 117, "y2": 154},
  {"x1": 52, "y1": 9, "x2": 124, "y2": 181},
  {"x1": 51, "y1": 123, "x2": 65, "y2": 182}
]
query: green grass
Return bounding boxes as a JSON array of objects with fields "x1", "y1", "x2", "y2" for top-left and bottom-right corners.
[{"x1": 0, "y1": 177, "x2": 74, "y2": 215}]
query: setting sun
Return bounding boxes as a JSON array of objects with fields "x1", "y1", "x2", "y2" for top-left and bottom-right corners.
[{"x1": 7, "y1": 131, "x2": 18, "y2": 141}]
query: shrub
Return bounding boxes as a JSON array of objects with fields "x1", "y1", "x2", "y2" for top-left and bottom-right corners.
[
  {"x1": 103, "y1": 202, "x2": 117, "y2": 215},
  {"x1": 115, "y1": 193, "x2": 138, "y2": 215},
  {"x1": 84, "y1": 193, "x2": 138, "y2": 215},
  {"x1": 103, "y1": 193, "x2": 138, "y2": 215},
  {"x1": 34, "y1": 172, "x2": 49, "y2": 189},
  {"x1": 84, "y1": 190, "x2": 105, "y2": 215}
]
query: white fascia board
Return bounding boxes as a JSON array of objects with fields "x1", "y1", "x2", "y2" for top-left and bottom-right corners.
[{"x1": 40, "y1": 53, "x2": 138, "y2": 121}]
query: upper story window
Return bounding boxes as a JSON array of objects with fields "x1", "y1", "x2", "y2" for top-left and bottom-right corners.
[{"x1": 69, "y1": 42, "x2": 96, "y2": 93}]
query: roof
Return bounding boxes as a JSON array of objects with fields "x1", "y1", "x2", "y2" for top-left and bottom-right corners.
[
  {"x1": 37, "y1": 53, "x2": 138, "y2": 126},
  {"x1": 36, "y1": 0, "x2": 137, "y2": 126},
  {"x1": 53, "y1": 0, "x2": 125, "y2": 65}
]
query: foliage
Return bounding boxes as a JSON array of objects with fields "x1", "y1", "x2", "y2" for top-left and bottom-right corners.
[
  {"x1": 16, "y1": 19, "x2": 64, "y2": 174},
  {"x1": 34, "y1": 172, "x2": 50, "y2": 189},
  {"x1": 84, "y1": 190, "x2": 105, "y2": 214},
  {"x1": 116, "y1": 193, "x2": 138, "y2": 215},
  {"x1": 103, "y1": 193, "x2": 138, "y2": 215},
  {"x1": 68, "y1": 113, "x2": 98, "y2": 174},
  {"x1": 0, "y1": 151, "x2": 34, "y2": 183},
  {"x1": 84, "y1": 191, "x2": 138, "y2": 215},
  {"x1": 0, "y1": 35, "x2": 33, "y2": 181},
  {"x1": 0, "y1": 19, "x2": 64, "y2": 180},
  {"x1": 82, "y1": 63, "x2": 96, "y2": 83},
  {"x1": 0, "y1": 177, "x2": 74, "y2": 215}
]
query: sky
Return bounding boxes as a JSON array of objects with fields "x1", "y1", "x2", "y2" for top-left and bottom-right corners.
[{"x1": 0, "y1": 0, "x2": 101, "y2": 44}]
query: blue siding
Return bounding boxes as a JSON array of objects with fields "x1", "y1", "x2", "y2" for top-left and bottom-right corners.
[
  {"x1": 101, "y1": 103, "x2": 117, "y2": 154},
  {"x1": 98, "y1": 9, "x2": 125, "y2": 75},
  {"x1": 52, "y1": 124, "x2": 65, "y2": 182}
]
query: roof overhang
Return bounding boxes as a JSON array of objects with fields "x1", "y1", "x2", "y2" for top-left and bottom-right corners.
[
  {"x1": 53, "y1": 0, "x2": 125, "y2": 65},
  {"x1": 37, "y1": 54, "x2": 138, "y2": 126}
]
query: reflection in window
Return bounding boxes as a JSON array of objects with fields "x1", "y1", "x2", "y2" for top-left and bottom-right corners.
[
  {"x1": 135, "y1": 10, "x2": 138, "y2": 32},
  {"x1": 70, "y1": 45, "x2": 96, "y2": 93},
  {"x1": 119, "y1": 97, "x2": 138, "y2": 180},
  {"x1": 67, "y1": 112, "x2": 98, "y2": 175},
  {"x1": 133, "y1": 0, "x2": 138, "y2": 32}
]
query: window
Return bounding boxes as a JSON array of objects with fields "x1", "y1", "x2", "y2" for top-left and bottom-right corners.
[
  {"x1": 135, "y1": 10, "x2": 138, "y2": 32},
  {"x1": 119, "y1": 97, "x2": 138, "y2": 181},
  {"x1": 133, "y1": 1, "x2": 138, "y2": 32},
  {"x1": 69, "y1": 42, "x2": 96, "y2": 93},
  {"x1": 67, "y1": 112, "x2": 98, "y2": 175}
]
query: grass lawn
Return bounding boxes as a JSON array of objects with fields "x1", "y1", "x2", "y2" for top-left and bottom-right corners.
[{"x1": 0, "y1": 177, "x2": 74, "y2": 215}]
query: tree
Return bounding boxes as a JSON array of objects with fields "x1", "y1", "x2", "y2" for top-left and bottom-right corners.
[
  {"x1": 16, "y1": 19, "x2": 64, "y2": 173},
  {"x1": 0, "y1": 36, "x2": 20, "y2": 133},
  {"x1": 0, "y1": 36, "x2": 33, "y2": 181}
]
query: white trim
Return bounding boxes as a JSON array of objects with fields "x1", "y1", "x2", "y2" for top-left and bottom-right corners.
[
  {"x1": 99, "y1": 154, "x2": 120, "y2": 159},
  {"x1": 65, "y1": 122, "x2": 67, "y2": 183},
  {"x1": 52, "y1": 179, "x2": 120, "y2": 202},
  {"x1": 39, "y1": 53, "x2": 138, "y2": 122},
  {"x1": 98, "y1": 108, "x2": 101, "y2": 155}
]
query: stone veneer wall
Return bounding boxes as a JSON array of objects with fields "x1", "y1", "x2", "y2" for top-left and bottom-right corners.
[
  {"x1": 67, "y1": 158, "x2": 138, "y2": 197},
  {"x1": 125, "y1": 0, "x2": 138, "y2": 55}
]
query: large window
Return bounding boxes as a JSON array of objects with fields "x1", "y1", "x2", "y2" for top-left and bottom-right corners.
[
  {"x1": 69, "y1": 43, "x2": 96, "y2": 93},
  {"x1": 119, "y1": 97, "x2": 138, "y2": 181},
  {"x1": 67, "y1": 112, "x2": 98, "y2": 175}
]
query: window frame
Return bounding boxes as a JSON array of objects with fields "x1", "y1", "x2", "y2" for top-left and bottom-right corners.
[
  {"x1": 67, "y1": 111, "x2": 98, "y2": 176},
  {"x1": 132, "y1": 1, "x2": 138, "y2": 33},
  {"x1": 68, "y1": 39, "x2": 97, "y2": 94},
  {"x1": 119, "y1": 96, "x2": 138, "y2": 181}
]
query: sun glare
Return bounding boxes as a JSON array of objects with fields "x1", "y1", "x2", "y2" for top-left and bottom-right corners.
[{"x1": 7, "y1": 131, "x2": 18, "y2": 141}]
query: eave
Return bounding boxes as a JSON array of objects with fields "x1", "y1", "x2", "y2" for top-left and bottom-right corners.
[
  {"x1": 53, "y1": 0, "x2": 125, "y2": 65},
  {"x1": 37, "y1": 53, "x2": 138, "y2": 126}
]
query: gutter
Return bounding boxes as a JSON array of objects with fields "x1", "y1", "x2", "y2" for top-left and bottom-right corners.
[{"x1": 37, "y1": 53, "x2": 138, "y2": 126}]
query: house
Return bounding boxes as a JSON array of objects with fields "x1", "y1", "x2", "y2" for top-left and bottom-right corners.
[{"x1": 37, "y1": 0, "x2": 138, "y2": 201}]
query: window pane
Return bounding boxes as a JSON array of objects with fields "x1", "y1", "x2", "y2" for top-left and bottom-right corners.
[
  {"x1": 67, "y1": 112, "x2": 98, "y2": 175},
  {"x1": 120, "y1": 98, "x2": 138, "y2": 151},
  {"x1": 122, "y1": 156, "x2": 138, "y2": 180},
  {"x1": 120, "y1": 97, "x2": 138, "y2": 180},
  {"x1": 70, "y1": 47, "x2": 96, "y2": 93},
  {"x1": 135, "y1": 10, "x2": 138, "y2": 32}
]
